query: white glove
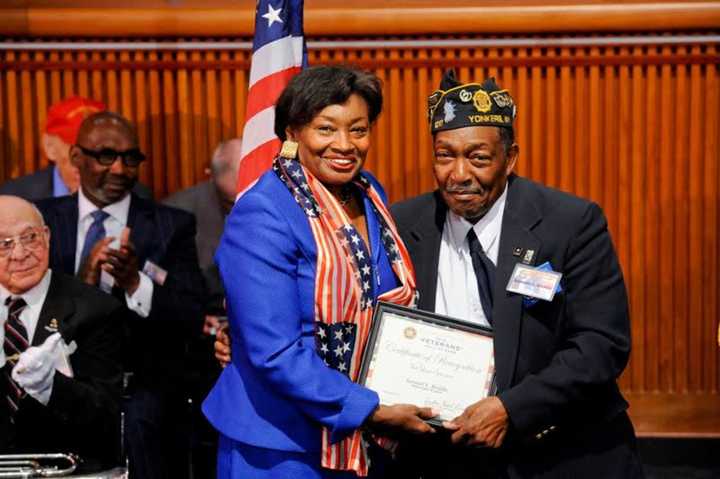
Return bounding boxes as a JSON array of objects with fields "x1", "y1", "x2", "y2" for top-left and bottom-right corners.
[{"x1": 11, "y1": 332, "x2": 74, "y2": 406}]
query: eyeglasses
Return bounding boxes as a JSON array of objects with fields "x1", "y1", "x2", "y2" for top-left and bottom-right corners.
[
  {"x1": 0, "y1": 228, "x2": 47, "y2": 258},
  {"x1": 77, "y1": 145, "x2": 146, "y2": 167}
]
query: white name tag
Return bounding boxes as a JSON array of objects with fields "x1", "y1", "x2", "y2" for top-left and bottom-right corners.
[{"x1": 506, "y1": 263, "x2": 562, "y2": 301}]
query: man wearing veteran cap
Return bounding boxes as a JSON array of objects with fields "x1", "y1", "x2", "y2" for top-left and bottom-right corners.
[
  {"x1": 0, "y1": 96, "x2": 152, "y2": 201},
  {"x1": 390, "y1": 71, "x2": 643, "y2": 477}
]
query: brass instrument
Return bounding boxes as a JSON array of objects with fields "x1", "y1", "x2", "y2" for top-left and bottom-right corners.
[
  {"x1": 0, "y1": 453, "x2": 78, "y2": 477},
  {"x1": 0, "y1": 453, "x2": 127, "y2": 478}
]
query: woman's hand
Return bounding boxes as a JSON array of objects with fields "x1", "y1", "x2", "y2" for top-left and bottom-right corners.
[
  {"x1": 366, "y1": 404, "x2": 437, "y2": 435},
  {"x1": 214, "y1": 324, "x2": 232, "y2": 368}
]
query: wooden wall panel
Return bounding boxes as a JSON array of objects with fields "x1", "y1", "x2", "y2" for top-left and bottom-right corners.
[{"x1": 0, "y1": 34, "x2": 719, "y2": 435}]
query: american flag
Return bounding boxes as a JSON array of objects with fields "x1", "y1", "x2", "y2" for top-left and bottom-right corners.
[{"x1": 236, "y1": 0, "x2": 307, "y2": 196}]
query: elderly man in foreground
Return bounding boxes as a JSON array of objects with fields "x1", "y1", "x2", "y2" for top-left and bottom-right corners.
[{"x1": 0, "y1": 195, "x2": 124, "y2": 473}]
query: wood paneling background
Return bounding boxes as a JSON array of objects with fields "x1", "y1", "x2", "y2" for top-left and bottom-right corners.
[{"x1": 1, "y1": 2, "x2": 719, "y2": 436}]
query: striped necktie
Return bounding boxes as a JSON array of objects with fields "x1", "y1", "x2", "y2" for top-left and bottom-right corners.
[{"x1": 3, "y1": 296, "x2": 29, "y2": 418}]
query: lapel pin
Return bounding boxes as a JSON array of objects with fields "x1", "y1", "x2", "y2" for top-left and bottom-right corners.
[
  {"x1": 45, "y1": 318, "x2": 59, "y2": 332},
  {"x1": 512, "y1": 247, "x2": 524, "y2": 257},
  {"x1": 522, "y1": 249, "x2": 535, "y2": 265}
]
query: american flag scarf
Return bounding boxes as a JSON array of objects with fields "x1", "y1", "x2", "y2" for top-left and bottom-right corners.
[{"x1": 273, "y1": 156, "x2": 416, "y2": 476}]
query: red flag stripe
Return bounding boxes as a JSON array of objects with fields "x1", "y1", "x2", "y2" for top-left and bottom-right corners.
[
  {"x1": 236, "y1": 139, "x2": 281, "y2": 194},
  {"x1": 245, "y1": 67, "x2": 302, "y2": 121}
]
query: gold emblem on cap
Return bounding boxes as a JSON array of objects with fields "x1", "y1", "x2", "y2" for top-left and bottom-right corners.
[
  {"x1": 490, "y1": 90, "x2": 514, "y2": 108},
  {"x1": 473, "y1": 90, "x2": 492, "y2": 113},
  {"x1": 459, "y1": 89, "x2": 473, "y2": 103}
]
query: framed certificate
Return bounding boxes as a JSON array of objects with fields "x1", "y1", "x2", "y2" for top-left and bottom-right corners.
[{"x1": 358, "y1": 301, "x2": 495, "y2": 427}]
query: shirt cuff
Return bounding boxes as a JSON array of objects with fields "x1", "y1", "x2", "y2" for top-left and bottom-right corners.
[{"x1": 125, "y1": 271, "x2": 154, "y2": 318}]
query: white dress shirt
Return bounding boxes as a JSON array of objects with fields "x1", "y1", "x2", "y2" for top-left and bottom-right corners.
[
  {"x1": 76, "y1": 189, "x2": 153, "y2": 317},
  {"x1": 435, "y1": 185, "x2": 508, "y2": 327},
  {"x1": 0, "y1": 268, "x2": 52, "y2": 344},
  {"x1": 1, "y1": 269, "x2": 53, "y2": 404}
]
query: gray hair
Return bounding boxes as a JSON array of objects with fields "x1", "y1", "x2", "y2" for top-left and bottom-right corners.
[{"x1": 210, "y1": 138, "x2": 243, "y2": 177}]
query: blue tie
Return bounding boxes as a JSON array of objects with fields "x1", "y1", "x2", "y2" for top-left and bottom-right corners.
[
  {"x1": 467, "y1": 229, "x2": 496, "y2": 325},
  {"x1": 80, "y1": 210, "x2": 110, "y2": 266}
]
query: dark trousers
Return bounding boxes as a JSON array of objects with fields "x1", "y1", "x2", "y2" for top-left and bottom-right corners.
[
  {"x1": 125, "y1": 388, "x2": 191, "y2": 479},
  {"x1": 391, "y1": 413, "x2": 644, "y2": 479}
]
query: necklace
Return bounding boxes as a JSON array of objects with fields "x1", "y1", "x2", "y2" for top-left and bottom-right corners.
[{"x1": 337, "y1": 186, "x2": 353, "y2": 207}]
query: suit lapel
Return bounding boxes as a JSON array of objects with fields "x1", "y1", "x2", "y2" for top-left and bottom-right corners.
[
  {"x1": 127, "y1": 194, "x2": 156, "y2": 263},
  {"x1": 32, "y1": 273, "x2": 75, "y2": 346},
  {"x1": 492, "y1": 176, "x2": 542, "y2": 391},
  {"x1": 406, "y1": 192, "x2": 446, "y2": 312},
  {"x1": 53, "y1": 195, "x2": 79, "y2": 275}
]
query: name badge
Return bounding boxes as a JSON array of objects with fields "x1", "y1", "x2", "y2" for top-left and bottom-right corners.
[
  {"x1": 506, "y1": 263, "x2": 562, "y2": 302},
  {"x1": 142, "y1": 260, "x2": 168, "y2": 286}
]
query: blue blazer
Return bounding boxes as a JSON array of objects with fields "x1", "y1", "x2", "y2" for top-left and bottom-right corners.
[{"x1": 203, "y1": 170, "x2": 398, "y2": 453}]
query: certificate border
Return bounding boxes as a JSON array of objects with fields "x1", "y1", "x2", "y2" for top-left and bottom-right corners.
[{"x1": 358, "y1": 301, "x2": 495, "y2": 427}]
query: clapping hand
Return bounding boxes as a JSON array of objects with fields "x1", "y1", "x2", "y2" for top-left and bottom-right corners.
[
  {"x1": 102, "y1": 227, "x2": 140, "y2": 295},
  {"x1": 78, "y1": 237, "x2": 115, "y2": 286}
]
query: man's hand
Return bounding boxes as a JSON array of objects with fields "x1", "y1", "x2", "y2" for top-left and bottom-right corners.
[
  {"x1": 366, "y1": 404, "x2": 437, "y2": 436},
  {"x1": 445, "y1": 396, "x2": 509, "y2": 448},
  {"x1": 78, "y1": 237, "x2": 115, "y2": 286},
  {"x1": 102, "y1": 228, "x2": 140, "y2": 294},
  {"x1": 214, "y1": 324, "x2": 231, "y2": 367}
]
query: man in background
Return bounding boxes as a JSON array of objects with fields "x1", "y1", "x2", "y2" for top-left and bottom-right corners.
[
  {"x1": 35, "y1": 111, "x2": 206, "y2": 479},
  {"x1": 0, "y1": 96, "x2": 152, "y2": 201},
  {"x1": 164, "y1": 138, "x2": 242, "y2": 332},
  {"x1": 0, "y1": 195, "x2": 124, "y2": 473}
]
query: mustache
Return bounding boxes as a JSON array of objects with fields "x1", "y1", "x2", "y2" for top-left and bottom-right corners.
[
  {"x1": 103, "y1": 174, "x2": 133, "y2": 185},
  {"x1": 445, "y1": 184, "x2": 483, "y2": 195}
]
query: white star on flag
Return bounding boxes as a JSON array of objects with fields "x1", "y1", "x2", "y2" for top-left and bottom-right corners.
[{"x1": 262, "y1": 4, "x2": 284, "y2": 27}]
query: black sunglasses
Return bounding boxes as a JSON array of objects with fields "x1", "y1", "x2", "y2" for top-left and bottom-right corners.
[{"x1": 77, "y1": 145, "x2": 146, "y2": 167}]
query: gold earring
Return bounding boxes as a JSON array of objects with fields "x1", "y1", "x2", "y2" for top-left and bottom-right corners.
[{"x1": 280, "y1": 140, "x2": 298, "y2": 159}]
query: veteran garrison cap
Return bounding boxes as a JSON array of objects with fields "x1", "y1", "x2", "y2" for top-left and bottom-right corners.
[
  {"x1": 45, "y1": 96, "x2": 106, "y2": 145},
  {"x1": 428, "y1": 69, "x2": 516, "y2": 134}
]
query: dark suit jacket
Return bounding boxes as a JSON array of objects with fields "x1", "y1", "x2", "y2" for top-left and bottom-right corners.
[
  {"x1": 0, "y1": 165, "x2": 153, "y2": 201},
  {"x1": 163, "y1": 180, "x2": 227, "y2": 313},
  {"x1": 35, "y1": 193, "x2": 206, "y2": 390},
  {"x1": 390, "y1": 175, "x2": 641, "y2": 478},
  {"x1": 0, "y1": 272, "x2": 124, "y2": 472}
]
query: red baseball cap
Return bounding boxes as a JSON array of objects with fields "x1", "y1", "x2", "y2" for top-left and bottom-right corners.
[{"x1": 44, "y1": 96, "x2": 106, "y2": 145}]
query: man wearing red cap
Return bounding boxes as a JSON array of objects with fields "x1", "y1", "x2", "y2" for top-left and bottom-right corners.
[{"x1": 0, "y1": 97, "x2": 151, "y2": 201}]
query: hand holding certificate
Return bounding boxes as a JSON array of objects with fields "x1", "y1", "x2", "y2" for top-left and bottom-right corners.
[{"x1": 359, "y1": 302, "x2": 496, "y2": 427}]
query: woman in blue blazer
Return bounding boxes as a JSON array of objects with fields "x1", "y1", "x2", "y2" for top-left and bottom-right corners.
[{"x1": 203, "y1": 66, "x2": 435, "y2": 478}]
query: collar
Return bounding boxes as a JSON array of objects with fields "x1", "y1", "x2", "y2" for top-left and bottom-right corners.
[
  {"x1": 446, "y1": 183, "x2": 508, "y2": 253},
  {"x1": 78, "y1": 187, "x2": 131, "y2": 224},
  {"x1": 0, "y1": 268, "x2": 52, "y2": 314},
  {"x1": 52, "y1": 165, "x2": 71, "y2": 197}
]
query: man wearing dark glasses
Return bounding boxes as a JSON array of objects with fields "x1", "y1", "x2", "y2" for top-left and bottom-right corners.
[{"x1": 35, "y1": 111, "x2": 206, "y2": 479}]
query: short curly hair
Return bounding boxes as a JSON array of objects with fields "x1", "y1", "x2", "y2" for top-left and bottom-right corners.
[{"x1": 274, "y1": 66, "x2": 383, "y2": 140}]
